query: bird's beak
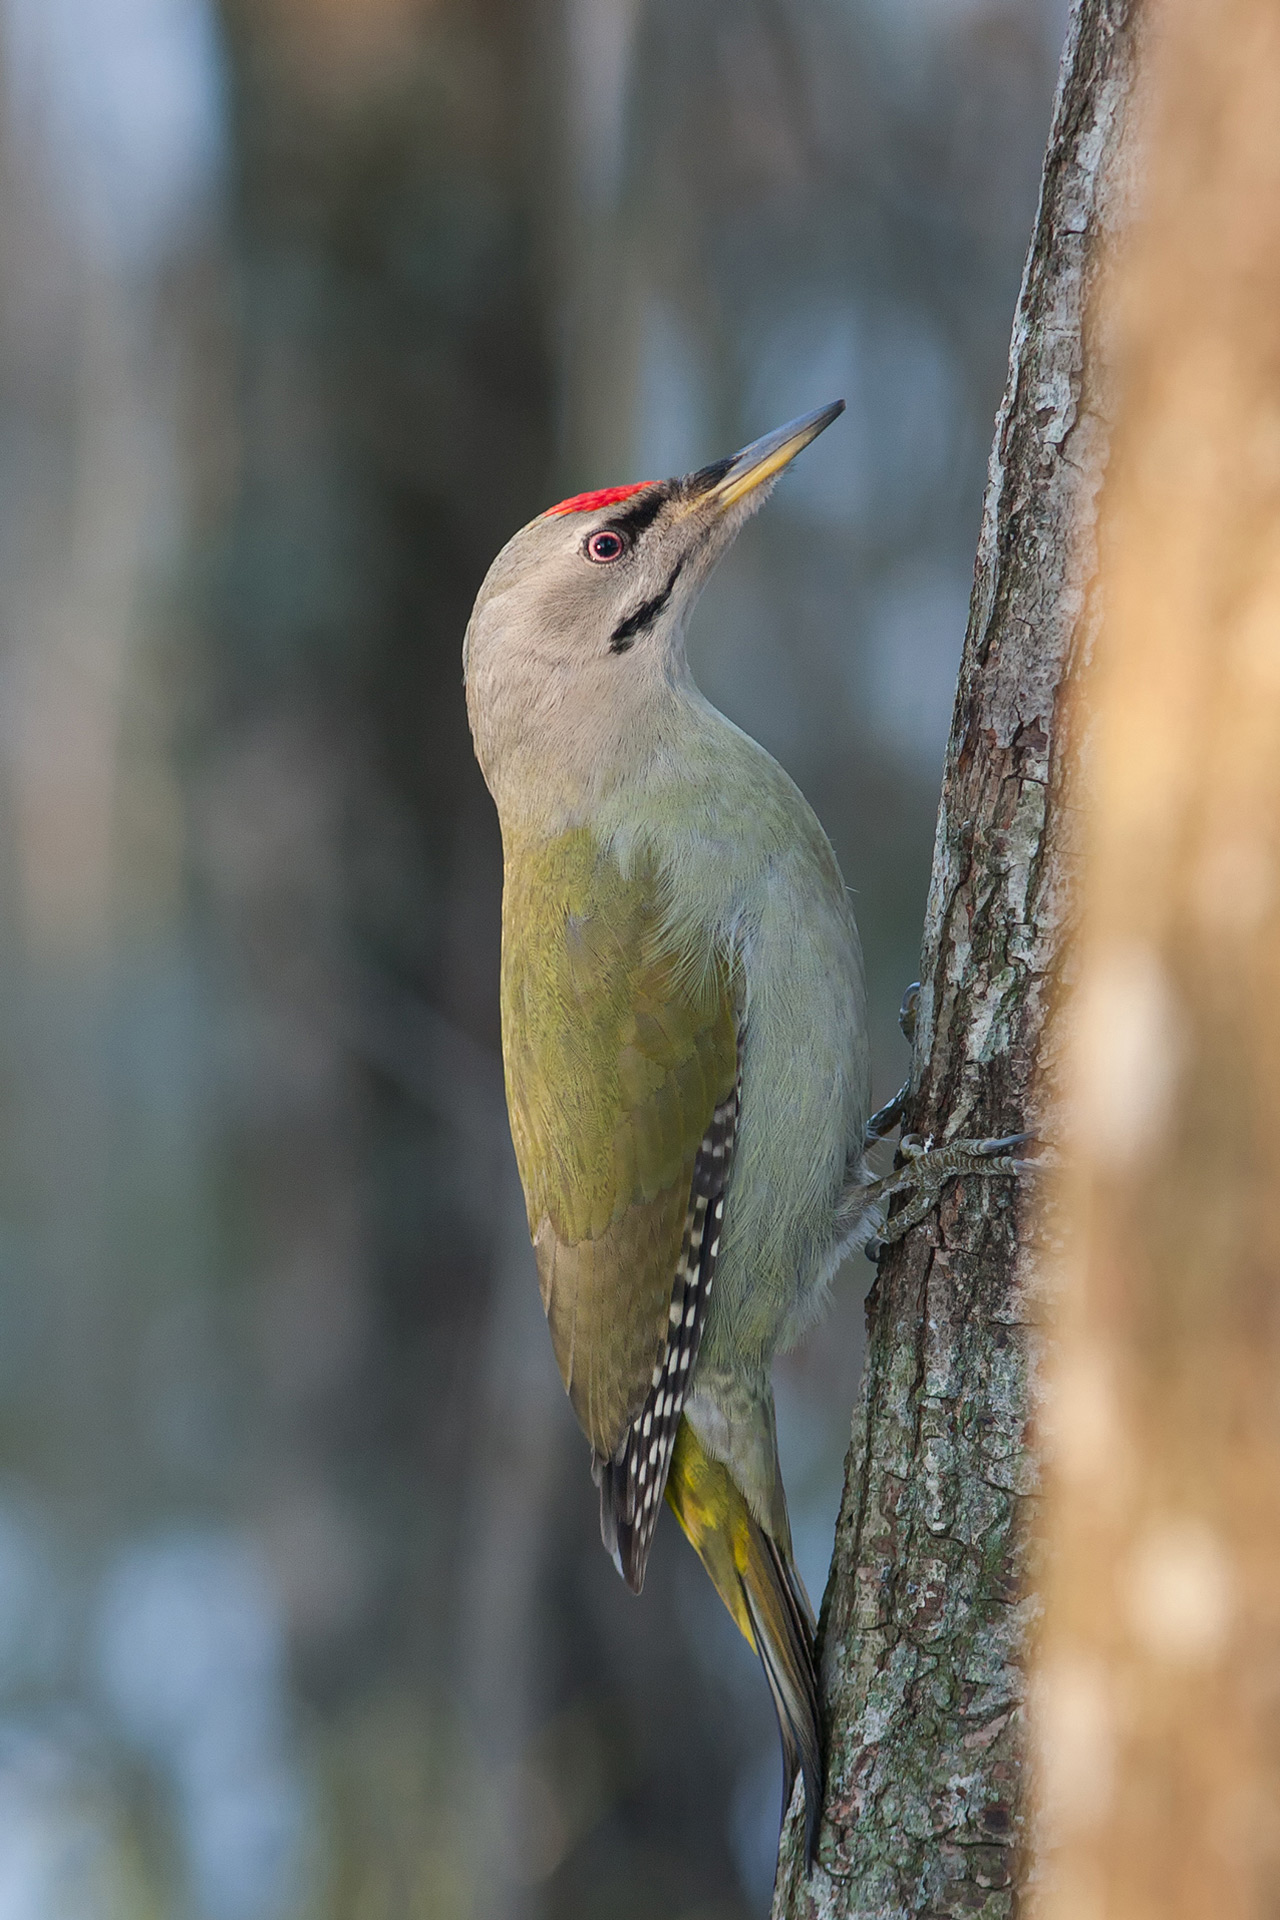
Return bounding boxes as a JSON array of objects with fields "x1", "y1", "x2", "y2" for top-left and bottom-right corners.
[{"x1": 689, "y1": 400, "x2": 845, "y2": 512}]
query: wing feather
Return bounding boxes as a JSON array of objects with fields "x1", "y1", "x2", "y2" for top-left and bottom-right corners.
[{"x1": 501, "y1": 827, "x2": 739, "y2": 1490}]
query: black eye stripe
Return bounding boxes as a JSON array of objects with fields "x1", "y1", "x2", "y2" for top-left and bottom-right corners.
[
  {"x1": 602, "y1": 487, "x2": 668, "y2": 541},
  {"x1": 610, "y1": 560, "x2": 684, "y2": 653}
]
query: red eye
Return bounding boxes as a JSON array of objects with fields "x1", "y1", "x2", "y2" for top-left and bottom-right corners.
[{"x1": 585, "y1": 529, "x2": 626, "y2": 563}]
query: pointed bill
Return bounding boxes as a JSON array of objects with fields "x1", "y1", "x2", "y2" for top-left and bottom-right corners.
[{"x1": 690, "y1": 400, "x2": 845, "y2": 511}]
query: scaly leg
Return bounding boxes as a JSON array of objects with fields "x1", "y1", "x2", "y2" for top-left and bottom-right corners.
[
  {"x1": 854, "y1": 980, "x2": 1038, "y2": 1251},
  {"x1": 863, "y1": 1130, "x2": 1034, "y2": 1250}
]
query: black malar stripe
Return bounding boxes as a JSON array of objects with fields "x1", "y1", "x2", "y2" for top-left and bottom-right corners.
[{"x1": 610, "y1": 560, "x2": 684, "y2": 652}]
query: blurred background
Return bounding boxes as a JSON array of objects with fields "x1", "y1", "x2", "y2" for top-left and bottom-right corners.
[{"x1": 0, "y1": 1, "x2": 1064, "y2": 1914}]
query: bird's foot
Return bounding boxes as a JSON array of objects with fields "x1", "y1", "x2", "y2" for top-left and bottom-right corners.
[{"x1": 863, "y1": 1130, "x2": 1039, "y2": 1255}]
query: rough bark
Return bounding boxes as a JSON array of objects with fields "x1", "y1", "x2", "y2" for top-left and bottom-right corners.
[
  {"x1": 773, "y1": 3, "x2": 1142, "y2": 1913},
  {"x1": 1031, "y1": 5, "x2": 1280, "y2": 1915}
]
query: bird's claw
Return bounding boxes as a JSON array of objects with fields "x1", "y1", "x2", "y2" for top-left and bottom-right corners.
[
  {"x1": 864, "y1": 1084, "x2": 908, "y2": 1147},
  {"x1": 862, "y1": 985, "x2": 923, "y2": 1150}
]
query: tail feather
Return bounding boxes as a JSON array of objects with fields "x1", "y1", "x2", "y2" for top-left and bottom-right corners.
[
  {"x1": 664, "y1": 1417, "x2": 824, "y2": 1866},
  {"x1": 747, "y1": 1533, "x2": 823, "y2": 1863},
  {"x1": 594, "y1": 1448, "x2": 647, "y2": 1591}
]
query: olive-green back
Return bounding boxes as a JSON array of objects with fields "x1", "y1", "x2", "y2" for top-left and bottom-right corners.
[{"x1": 500, "y1": 828, "x2": 738, "y2": 1458}]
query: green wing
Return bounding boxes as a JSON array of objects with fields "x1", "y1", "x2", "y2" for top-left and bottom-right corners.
[{"x1": 500, "y1": 827, "x2": 738, "y2": 1462}]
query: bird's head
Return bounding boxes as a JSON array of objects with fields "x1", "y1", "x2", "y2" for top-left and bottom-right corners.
[{"x1": 464, "y1": 401, "x2": 844, "y2": 818}]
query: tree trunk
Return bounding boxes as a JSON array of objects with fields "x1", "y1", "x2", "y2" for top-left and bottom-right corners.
[
  {"x1": 1031, "y1": 4, "x2": 1280, "y2": 1915},
  {"x1": 773, "y1": 3, "x2": 1142, "y2": 1913}
]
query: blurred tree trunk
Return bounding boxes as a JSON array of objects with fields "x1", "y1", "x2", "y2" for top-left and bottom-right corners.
[
  {"x1": 1031, "y1": 4, "x2": 1280, "y2": 1916},
  {"x1": 773, "y1": 2, "x2": 1142, "y2": 1913},
  {"x1": 207, "y1": 7, "x2": 564, "y2": 1916}
]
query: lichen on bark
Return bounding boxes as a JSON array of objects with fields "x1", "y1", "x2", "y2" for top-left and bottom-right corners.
[{"x1": 772, "y1": 4, "x2": 1143, "y2": 1914}]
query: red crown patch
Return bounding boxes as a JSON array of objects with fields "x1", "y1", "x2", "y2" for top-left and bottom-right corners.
[{"x1": 545, "y1": 482, "x2": 653, "y2": 517}]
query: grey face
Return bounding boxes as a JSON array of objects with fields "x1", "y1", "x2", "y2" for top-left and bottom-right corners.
[{"x1": 463, "y1": 473, "x2": 741, "y2": 689}]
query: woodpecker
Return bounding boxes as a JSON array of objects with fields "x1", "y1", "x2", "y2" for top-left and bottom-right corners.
[{"x1": 463, "y1": 403, "x2": 1022, "y2": 1862}]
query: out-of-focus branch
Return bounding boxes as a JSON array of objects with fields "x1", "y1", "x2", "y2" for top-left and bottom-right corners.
[
  {"x1": 1032, "y1": 5, "x2": 1280, "y2": 1915},
  {"x1": 773, "y1": 2, "x2": 1142, "y2": 1912}
]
